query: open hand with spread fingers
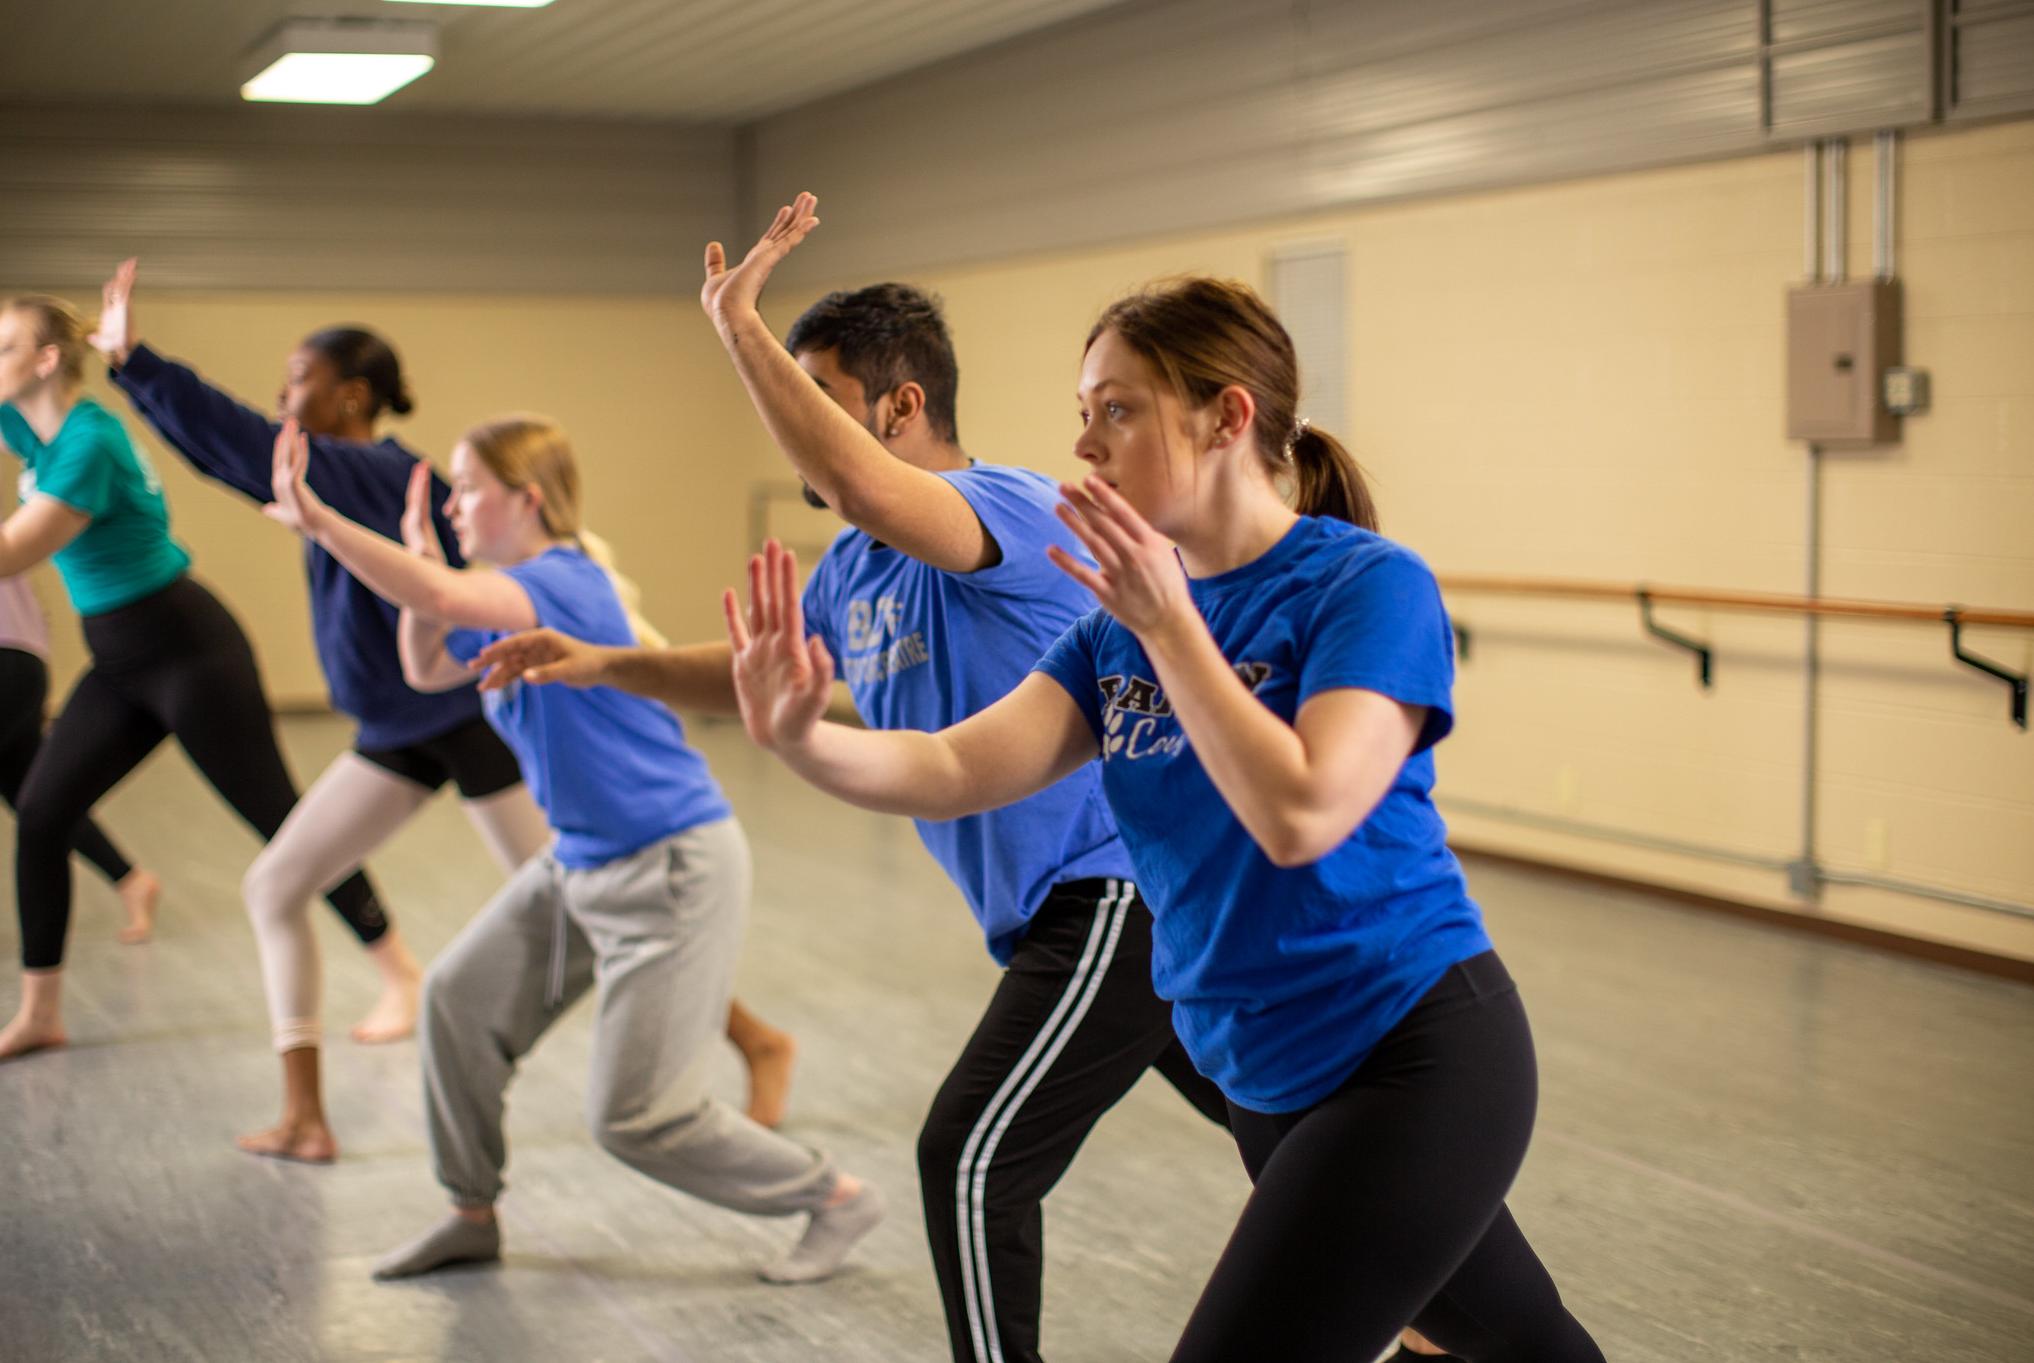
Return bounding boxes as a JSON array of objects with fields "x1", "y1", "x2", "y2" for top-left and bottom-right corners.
[
  {"x1": 723, "y1": 538, "x2": 834, "y2": 752},
  {"x1": 399, "y1": 461, "x2": 446, "y2": 561},
  {"x1": 87, "y1": 258, "x2": 139, "y2": 368},
  {"x1": 263, "y1": 419, "x2": 332, "y2": 537},
  {"x1": 700, "y1": 191, "x2": 820, "y2": 339},
  {"x1": 1047, "y1": 475, "x2": 1197, "y2": 641},
  {"x1": 470, "y1": 628, "x2": 606, "y2": 693}
]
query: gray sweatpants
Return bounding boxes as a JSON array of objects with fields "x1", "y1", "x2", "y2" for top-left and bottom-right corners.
[{"x1": 418, "y1": 816, "x2": 836, "y2": 1213}]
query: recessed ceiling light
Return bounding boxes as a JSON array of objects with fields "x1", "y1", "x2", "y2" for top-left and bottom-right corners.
[{"x1": 241, "y1": 20, "x2": 438, "y2": 105}]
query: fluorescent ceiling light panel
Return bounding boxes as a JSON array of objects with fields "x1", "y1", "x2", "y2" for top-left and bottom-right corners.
[{"x1": 241, "y1": 20, "x2": 438, "y2": 105}]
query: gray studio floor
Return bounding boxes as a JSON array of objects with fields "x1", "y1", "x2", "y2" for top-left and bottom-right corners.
[{"x1": 2, "y1": 714, "x2": 2030, "y2": 1363}]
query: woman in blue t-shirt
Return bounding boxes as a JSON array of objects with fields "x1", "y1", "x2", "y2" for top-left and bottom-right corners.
[
  {"x1": 724, "y1": 279, "x2": 1605, "y2": 1360},
  {"x1": 88, "y1": 259, "x2": 798, "y2": 1160},
  {"x1": 263, "y1": 412, "x2": 882, "y2": 1286},
  {"x1": 0, "y1": 293, "x2": 384, "y2": 1069}
]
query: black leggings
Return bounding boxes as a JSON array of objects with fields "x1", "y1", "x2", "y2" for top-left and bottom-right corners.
[
  {"x1": 918, "y1": 878, "x2": 1229, "y2": 1363},
  {"x1": 0, "y1": 648, "x2": 132, "y2": 888},
  {"x1": 14, "y1": 576, "x2": 387, "y2": 971},
  {"x1": 1171, "y1": 951, "x2": 1602, "y2": 1363}
]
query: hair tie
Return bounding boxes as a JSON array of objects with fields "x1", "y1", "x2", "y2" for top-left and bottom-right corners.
[{"x1": 1283, "y1": 417, "x2": 1311, "y2": 462}]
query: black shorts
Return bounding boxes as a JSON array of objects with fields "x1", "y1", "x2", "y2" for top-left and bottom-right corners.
[{"x1": 357, "y1": 717, "x2": 521, "y2": 800}]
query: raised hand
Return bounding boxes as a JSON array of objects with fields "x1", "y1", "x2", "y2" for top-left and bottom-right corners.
[
  {"x1": 263, "y1": 419, "x2": 331, "y2": 536},
  {"x1": 87, "y1": 258, "x2": 139, "y2": 368},
  {"x1": 700, "y1": 191, "x2": 820, "y2": 336},
  {"x1": 470, "y1": 628, "x2": 605, "y2": 693},
  {"x1": 1047, "y1": 476, "x2": 1197, "y2": 640},
  {"x1": 722, "y1": 539, "x2": 834, "y2": 751},
  {"x1": 400, "y1": 461, "x2": 446, "y2": 561}
]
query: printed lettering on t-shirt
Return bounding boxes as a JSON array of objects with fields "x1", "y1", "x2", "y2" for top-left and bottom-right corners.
[
  {"x1": 133, "y1": 447, "x2": 164, "y2": 497},
  {"x1": 1096, "y1": 661, "x2": 1275, "y2": 762},
  {"x1": 839, "y1": 592, "x2": 931, "y2": 687}
]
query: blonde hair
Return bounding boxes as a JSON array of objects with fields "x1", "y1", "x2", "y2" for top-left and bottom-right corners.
[
  {"x1": 460, "y1": 414, "x2": 667, "y2": 647},
  {"x1": 3, "y1": 294, "x2": 94, "y2": 389}
]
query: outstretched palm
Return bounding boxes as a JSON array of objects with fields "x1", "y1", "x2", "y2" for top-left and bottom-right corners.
[
  {"x1": 700, "y1": 192, "x2": 820, "y2": 335},
  {"x1": 472, "y1": 628, "x2": 601, "y2": 692},
  {"x1": 264, "y1": 420, "x2": 329, "y2": 535},
  {"x1": 87, "y1": 258, "x2": 139, "y2": 366},
  {"x1": 723, "y1": 539, "x2": 834, "y2": 752},
  {"x1": 400, "y1": 462, "x2": 445, "y2": 561}
]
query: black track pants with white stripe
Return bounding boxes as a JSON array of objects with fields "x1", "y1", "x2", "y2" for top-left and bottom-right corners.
[{"x1": 918, "y1": 878, "x2": 1228, "y2": 1363}]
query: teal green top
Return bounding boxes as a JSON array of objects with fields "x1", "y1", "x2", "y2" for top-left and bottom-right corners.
[{"x1": 1, "y1": 397, "x2": 190, "y2": 616}]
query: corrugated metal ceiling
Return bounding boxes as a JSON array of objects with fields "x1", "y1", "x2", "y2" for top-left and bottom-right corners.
[{"x1": 0, "y1": 0, "x2": 1130, "y2": 123}]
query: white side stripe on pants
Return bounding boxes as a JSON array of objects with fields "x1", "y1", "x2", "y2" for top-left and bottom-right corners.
[{"x1": 955, "y1": 879, "x2": 1133, "y2": 1363}]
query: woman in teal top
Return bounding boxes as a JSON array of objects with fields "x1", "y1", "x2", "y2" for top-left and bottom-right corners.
[{"x1": 0, "y1": 293, "x2": 387, "y2": 1071}]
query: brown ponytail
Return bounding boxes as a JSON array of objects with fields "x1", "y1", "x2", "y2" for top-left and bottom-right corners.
[
  {"x1": 1289, "y1": 425, "x2": 1377, "y2": 531},
  {"x1": 1088, "y1": 277, "x2": 1378, "y2": 531}
]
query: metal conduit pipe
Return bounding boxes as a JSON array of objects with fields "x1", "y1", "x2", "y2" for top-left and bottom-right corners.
[
  {"x1": 1814, "y1": 142, "x2": 1830, "y2": 282},
  {"x1": 1824, "y1": 136, "x2": 1847, "y2": 282},
  {"x1": 1818, "y1": 872, "x2": 2034, "y2": 924},
  {"x1": 1795, "y1": 440, "x2": 1824, "y2": 898},
  {"x1": 1876, "y1": 128, "x2": 1897, "y2": 281},
  {"x1": 1439, "y1": 797, "x2": 1795, "y2": 873},
  {"x1": 1438, "y1": 798, "x2": 2034, "y2": 924},
  {"x1": 1797, "y1": 139, "x2": 1830, "y2": 897}
]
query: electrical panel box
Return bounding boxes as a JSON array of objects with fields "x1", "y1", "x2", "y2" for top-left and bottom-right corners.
[{"x1": 1787, "y1": 280, "x2": 1902, "y2": 444}]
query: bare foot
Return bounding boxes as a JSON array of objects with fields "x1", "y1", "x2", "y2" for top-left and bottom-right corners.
[
  {"x1": 742, "y1": 1030, "x2": 798, "y2": 1130},
  {"x1": 351, "y1": 975, "x2": 420, "y2": 1044},
  {"x1": 116, "y1": 868, "x2": 162, "y2": 945},
  {"x1": 235, "y1": 1117, "x2": 338, "y2": 1164},
  {"x1": 0, "y1": 1012, "x2": 68, "y2": 1062}
]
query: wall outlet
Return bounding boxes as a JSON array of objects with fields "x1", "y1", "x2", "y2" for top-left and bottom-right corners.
[
  {"x1": 1863, "y1": 817, "x2": 1890, "y2": 870},
  {"x1": 1554, "y1": 765, "x2": 1580, "y2": 813}
]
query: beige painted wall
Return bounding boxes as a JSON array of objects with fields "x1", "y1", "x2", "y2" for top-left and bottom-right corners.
[
  {"x1": 762, "y1": 118, "x2": 2034, "y2": 962},
  {"x1": 10, "y1": 118, "x2": 2028, "y2": 963},
  {"x1": 7, "y1": 292, "x2": 777, "y2": 704}
]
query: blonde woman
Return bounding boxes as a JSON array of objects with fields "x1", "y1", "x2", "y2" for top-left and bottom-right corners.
[
  {"x1": 88, "y1": 260, "x2": 797, "y2": 1163},
  {"x1": 264, "y1": 414, "x2": 882, "y2": 1283}
]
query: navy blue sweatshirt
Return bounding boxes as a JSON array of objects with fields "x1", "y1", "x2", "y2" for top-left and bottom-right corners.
[{"x1": 113, "y1": 343, "x2": 484, "y2": 751}]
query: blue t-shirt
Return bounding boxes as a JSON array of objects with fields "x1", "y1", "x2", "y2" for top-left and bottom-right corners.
[
  {"x1": 802, "y1": 462, "x2": 1133, "y2": 963},
  {"x1": 0, "y1": 398, "x2": 190, "y2": 616},
  {"x1": 113, "y1": 344, "x2": 484, "y2": 750},
  {"x1": 1035, "y1": 517, "x2": 1491, "y2": 1113},
  {"x1": 445, "y1": 548, "x2": 730, "y2": 869}
]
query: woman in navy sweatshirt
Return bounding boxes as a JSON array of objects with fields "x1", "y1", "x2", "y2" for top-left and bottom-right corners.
[{"x1": 90, "y1": 260, "x2": 797, "y2": 1162}]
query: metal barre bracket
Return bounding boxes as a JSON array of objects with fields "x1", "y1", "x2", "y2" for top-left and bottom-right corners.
[
  {"x1": 1946, "y1": 608, "x2": 2028, "y2": 730},
  {"x1": 1638, "y1": 588, "x2": 1713, "y2": 689}
]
